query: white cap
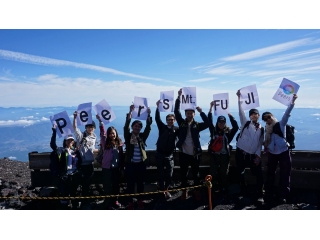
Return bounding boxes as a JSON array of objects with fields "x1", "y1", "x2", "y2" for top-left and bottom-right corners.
[{"x1": 64, "y1": 134, "x2": 75, "y2": 141}]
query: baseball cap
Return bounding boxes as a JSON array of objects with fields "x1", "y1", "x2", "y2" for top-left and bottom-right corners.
[
  {"x1": 65, "y1": 134, "x2": 75, "y2": 141},
  {"x1": 217, "y1": 116, "x2": 226, "y2": 122},
  {"x1": 249, "y1": 108, "x2": 259, "y2": 116},
  {"x1": 85, "y1": 120, "x2": 96, "y2": 129}
]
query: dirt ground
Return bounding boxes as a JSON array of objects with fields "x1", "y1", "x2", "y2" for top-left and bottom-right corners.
[{"x1": 1, "y1": 158, "x2": 319, "y2": 210}]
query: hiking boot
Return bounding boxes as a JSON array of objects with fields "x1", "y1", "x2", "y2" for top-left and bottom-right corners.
[
  {"x1": 137, "y1": 199, "x2": 144, "y2": 210},
  {"x1": 180, "y1": 190, "x2": 188, "y2": 200},
  {"x1": 194, "y1": 190, "x2": 201, "y2": 201},
  {"x1": 257, "y1": 197, "x2": 264, "y2": 204},
  {"x1": 127, "y1": 202, "x2": 134, "y2": 210},
  {"x1": 164, "y1": 191, "x2": 172, "y2": 199},
  {"x1": 114, "y1": 200, "x2": 122, "y2": 209}
]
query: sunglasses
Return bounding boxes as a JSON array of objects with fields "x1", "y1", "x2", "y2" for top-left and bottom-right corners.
[
  {"x1": 263, "y1": 115, "x2": 272, "y2": 121},
  {"x1": 166, "y1": 119, "x2": 175, "y2": 121}
]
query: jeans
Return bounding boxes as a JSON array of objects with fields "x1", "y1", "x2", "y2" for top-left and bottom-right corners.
[
  {"x1": 80, "y1": 164, "x2": 94, "y2": 196},
  {"x1": 235, "y1": 147, "x2": 264, "y2": 195},
  {"x1": 210, "y1": 153, "x2": 230, "y2": 189},
  {"x1": 156, "y1": 151, "x2": 174, "y2": 191},
  {"x1": 125, "y1": 162, "x2": 146, "y2": 201},
  {"x1": 179, "y1": 152, "x2": 201, "y2": 188},
  {"x1": 265, "y1": 150, "x2": 292, "y2": 199}
]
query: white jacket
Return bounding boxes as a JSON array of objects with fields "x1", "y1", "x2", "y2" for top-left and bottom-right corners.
[{"x1": 236, "y1": 101, "x2": 264, "y2": 157}]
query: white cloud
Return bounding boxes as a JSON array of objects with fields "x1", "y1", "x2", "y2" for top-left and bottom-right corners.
[
  {"x1": 0, "y1": 119, "x2": 40, "y2": 127},
  {"x1": 221, "y1": 38, "x2": 315, "y2": 61},
  {"x1": 21, "y1": 116, "x2": 34, "y2": 119},
  {"x1": 188, "y1": 77, "x2": 216, "y2": 83},
  {"x1": 253, "y1": 48, "x2": 320, "y2": 66},
  {"x1": 205, "y1": 65, "x2": 244, "y2": 75},
  {"x1": 0, "y1": 49, "x2": 172, "y2": 83},
  {"x1": 0, "y1": 76, "x2": 13, "y2": 81},
  {"x1": 311, "y1": 113, "x2": 320, "y2": 116},
  {"x1": 1, "y1": 73, "x2": 319, "y2": 110},
  {"x1": 8, "y1": 156, "x2": 17, "y2": 160},
  {"x1": 0, "y1": 116, "x2": 49, "y2": 127}
]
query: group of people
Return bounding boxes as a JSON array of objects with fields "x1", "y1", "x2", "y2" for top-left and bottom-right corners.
[{"x1": 50, "y1": 89, "x2": 298, "y2": 209}]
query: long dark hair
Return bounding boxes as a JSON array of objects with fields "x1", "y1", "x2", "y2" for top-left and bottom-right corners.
[
  {"x1": 63, "y1": 139, "x2": 77, "y2": 149},
  {"x1": 105, "y1": 126, "x2": 122, "y2": 149}
]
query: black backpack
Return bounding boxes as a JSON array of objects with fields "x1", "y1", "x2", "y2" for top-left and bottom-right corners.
[
  {"x1": 273, "y1": 122, "x2": 295, "y2": 149},
  {"x1": 49, "y1": 150, "x2": 60, "y2": 177},
  {"x1": 236, "y1": 121, "x2": 264, "y2": 142}
]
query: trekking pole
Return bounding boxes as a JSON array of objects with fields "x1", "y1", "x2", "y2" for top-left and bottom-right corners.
[{"x1": 205, "y1": 175, "x2": 213, "y2": 210}]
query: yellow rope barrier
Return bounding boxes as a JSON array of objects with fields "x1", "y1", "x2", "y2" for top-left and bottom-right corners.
[{"x1": 0, "y1": 184, "x2": 205, "y2": 200}]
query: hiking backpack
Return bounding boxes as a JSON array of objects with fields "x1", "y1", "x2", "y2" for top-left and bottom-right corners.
[
  {"x1": 236, "y1": 121, "x2": 264, "y2": 142},
  {"x1": 49, "y1": 150, "x2": 60, "y2": 177},
  {"x1": 273, "y1": 122, "x2": 295, "y2": 149}
]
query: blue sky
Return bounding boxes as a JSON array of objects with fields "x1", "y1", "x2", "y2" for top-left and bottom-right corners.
[{"x1": 1, "y1": 29, "x2": 320, "y2": 109}]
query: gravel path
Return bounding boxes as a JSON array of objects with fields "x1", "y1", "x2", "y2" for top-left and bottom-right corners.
[{"x1": 1, "y1": 158, "x2": 319, "y2": 210}]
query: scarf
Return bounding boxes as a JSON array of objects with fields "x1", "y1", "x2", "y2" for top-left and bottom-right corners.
[
  {"x1": 130, "y1": 133, "x2": 141, "y2": 146},
  {"x1": 264, "y1": 116, "x2": 278, "y2": 149}
]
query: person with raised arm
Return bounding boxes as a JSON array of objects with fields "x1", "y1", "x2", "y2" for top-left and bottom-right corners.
[
  {"x1": 73, "y1": 111, "x2": 98, "y2": 207},
  {"x1": 96, "y1": 114, "x2": 124, "y2": 209},
  {"x1": 174, "y1": 88, "x2": 209, "y2": 201},
  {"x1": 155, "y1": 100, "x2": 179, "y2": 199},
  {"x1": 235, "y1": 90, "x2": 265, "y2": 203},
  {"x1": 208, "y1": 101, "x2": 239, "y2": 194},
  {"x1": 124, "y1": 104, "x2": 152, "y2": 209},
  {"x1": 50, "y1": 124, "x2": 81, "y2": 209},
  {"x1": 263, "y1": 94, "x2": 298, "y2": 204}
]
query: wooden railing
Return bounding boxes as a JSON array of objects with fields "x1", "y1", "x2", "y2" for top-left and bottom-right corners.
[{"x1": 28, "y1": 150, "x2": 320, "y2": 190}]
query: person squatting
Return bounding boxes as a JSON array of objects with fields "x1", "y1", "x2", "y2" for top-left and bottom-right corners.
[{"x1": 49, "y1": 90, "x2": 298, "y2": 209}]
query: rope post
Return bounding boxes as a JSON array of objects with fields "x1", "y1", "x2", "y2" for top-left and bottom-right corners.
[{"x1": 205, "y1": 175, "x2": 213, "y2": 210}]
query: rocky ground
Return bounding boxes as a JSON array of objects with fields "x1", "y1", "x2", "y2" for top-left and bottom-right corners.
[{"x1": 1, "y1": 158, "x2": 319, "y2": 210}]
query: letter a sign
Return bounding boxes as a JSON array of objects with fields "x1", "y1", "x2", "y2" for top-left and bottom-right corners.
[
  {"x1": 159, "y1": 90, "x2": 174, "y2": 112},
  {"x1": 181, "y1": 87, "x2": 197, "y2": 111},
  {"x1": 132, "y1": 96, "x2": 149, "y2": 120},
  {"x1": 239, "y1": 84, "x2": 260, "y2": 111}
]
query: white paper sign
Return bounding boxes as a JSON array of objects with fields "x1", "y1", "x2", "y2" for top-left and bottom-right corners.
[
  {"x1": 76, "y1": 102, "x2": 92, "y2": 126},
  {"x1": 159, "y1": 91, "x2": 174, "y2": 112},
  {"x1": 50, "y1": 111, "x2": 74, "y2": 138},
  {"x1": 93, "y1": 99, "x2": 116, "y2": 125},
  {"x1": 181, "y1": 87, "x2": 197, "y2": 110},
  {"x1": 272, "y1": 78, "x2": 300, "y2": 106},
  {"x1": 213, "y1": 93, "x2": 229, "y2": 116},
  {"x1": 132, "y1": 96, "x2": 149, "y2": 120},
  {"x1": 239, "y1": 84, "x2": 260, "y2": 110}
]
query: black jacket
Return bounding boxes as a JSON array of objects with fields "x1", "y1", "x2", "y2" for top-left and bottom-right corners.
[
  {"x1": 155, "y1": 108, "x2": 179, "y2": 156},
  {"x1": 50, "y1": 128, "x2": 81, "y2": 176},
  {"x1": 208, "y1": 112, "x2": 239, "y2": 155},
  {"x1": 174, "y1": 97, "x2": 209, "y2": 155}
]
